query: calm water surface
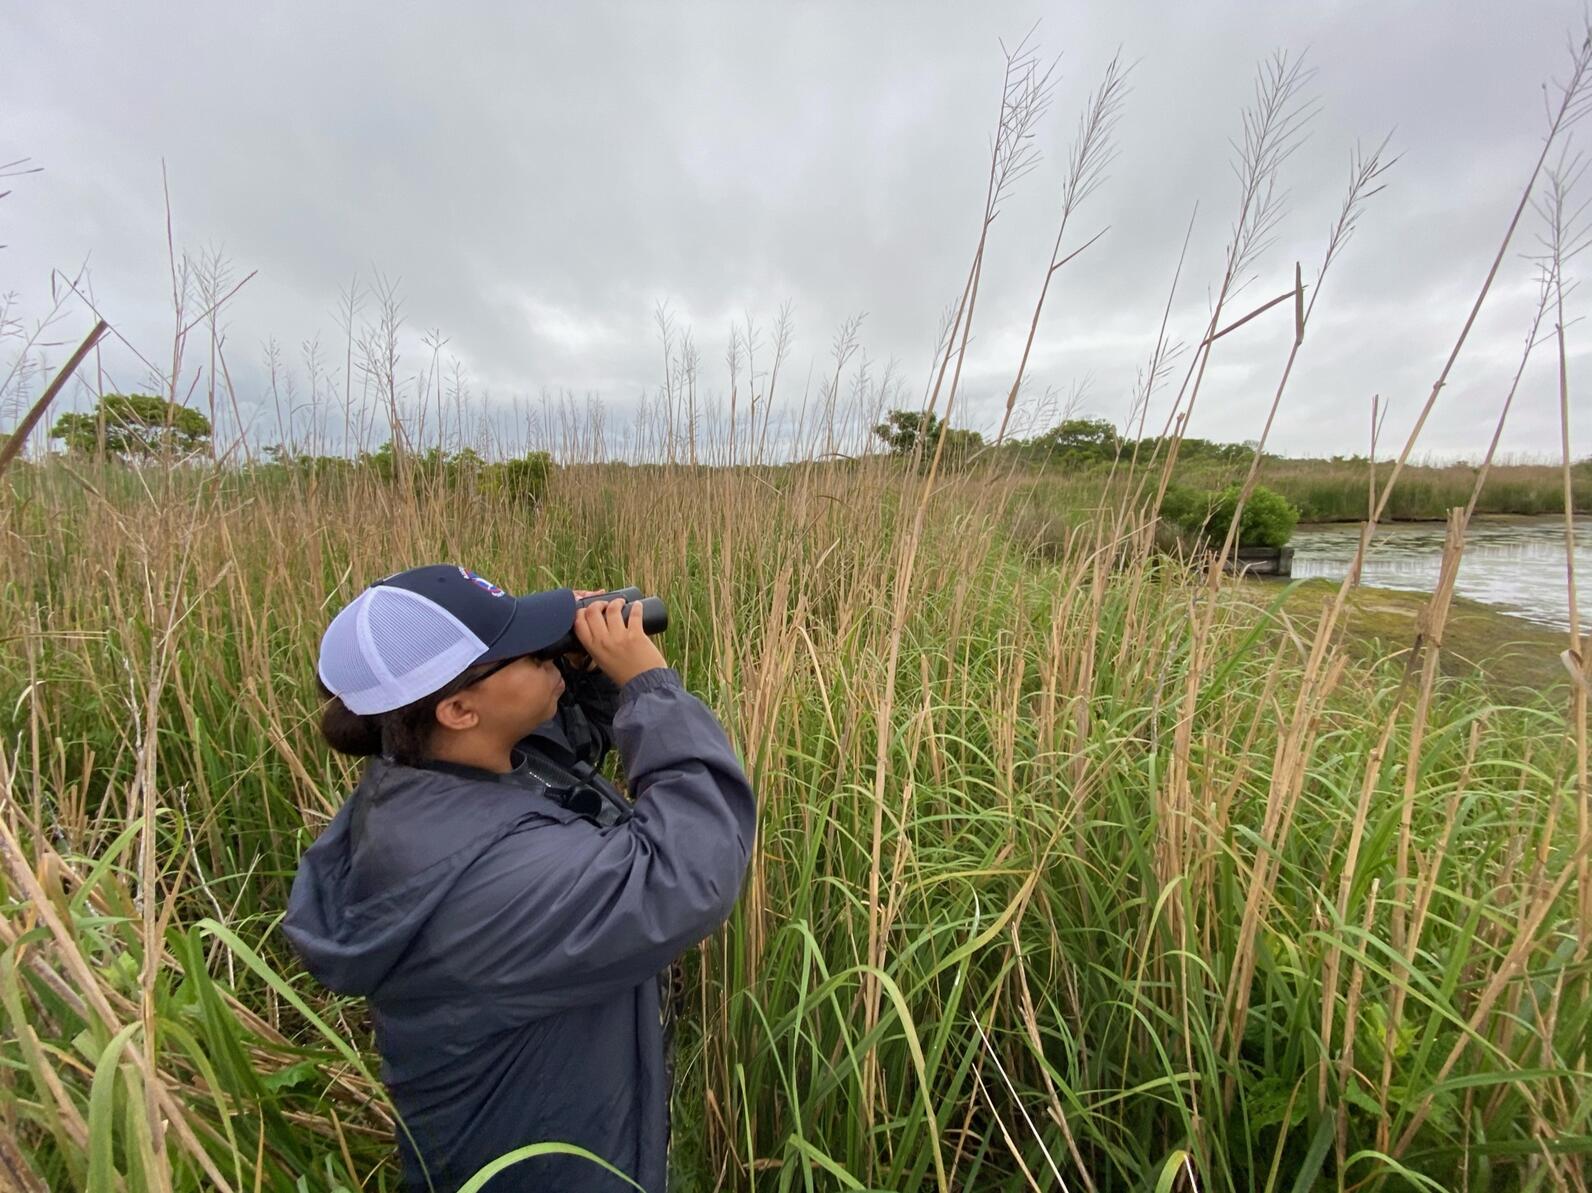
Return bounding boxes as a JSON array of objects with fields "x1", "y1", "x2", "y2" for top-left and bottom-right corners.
[{"x1": 1290, "y1": 517, "x2": 1592, "y2": 630}]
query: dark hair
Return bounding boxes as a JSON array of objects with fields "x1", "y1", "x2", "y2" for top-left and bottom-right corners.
[{"x1": 316, "y1": 662, "x2": 498, "y2": 767}]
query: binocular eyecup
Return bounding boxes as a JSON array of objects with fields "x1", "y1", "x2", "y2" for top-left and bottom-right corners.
[{"x1": 537, "y1": 587, "x2": 668, "y2": 659}]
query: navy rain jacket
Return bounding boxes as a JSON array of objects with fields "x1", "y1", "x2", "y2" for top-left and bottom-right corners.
[{"x1": 283, "y1": 666, "x2": 756, "y2": 1192}]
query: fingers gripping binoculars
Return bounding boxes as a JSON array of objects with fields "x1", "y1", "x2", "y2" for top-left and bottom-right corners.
[{"x1": 538, "y1": 587, "x2": 668, "y2": 659}]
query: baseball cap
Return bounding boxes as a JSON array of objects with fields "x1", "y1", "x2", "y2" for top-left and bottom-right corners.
[{"x1": 317, "y1": 564, "x2": 577, "y2": 715}]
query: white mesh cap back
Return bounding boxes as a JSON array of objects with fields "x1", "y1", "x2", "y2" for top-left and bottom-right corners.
[{"x1": 318, "y1": 585, "x2": 489, "y2": 715}]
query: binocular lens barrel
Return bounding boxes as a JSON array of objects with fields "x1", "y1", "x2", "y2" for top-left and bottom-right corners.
[{"x1": 540, "y1": 588, "x2": 669, "y2": 658}]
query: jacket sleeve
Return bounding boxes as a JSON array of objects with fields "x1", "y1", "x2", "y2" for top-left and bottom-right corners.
[
  {"x1": 432, "y1": 668, "x2": 756, "y2": 1019},
  {"x1": 525, "y1": 660, "x2": 623, "y2": 768}
]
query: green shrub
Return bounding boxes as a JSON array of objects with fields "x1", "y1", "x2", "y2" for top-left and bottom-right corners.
[
  {"x1": 1160, "y1": 482, "x2": 1299, "y2": 549},
  {"x1": 1157, "y1": 483, "x2": 1213, "y2": 540},
  {"x1": 481, "y1": 451, "x2": 552, "y2": 505},
  {"x1": 1204, "y1": 483, "x2": 1299, "y2": 548}
]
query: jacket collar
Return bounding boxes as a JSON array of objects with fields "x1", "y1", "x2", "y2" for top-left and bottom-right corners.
[{"x1": 403, "y1": 751, "x2": 528, "y2": 785}]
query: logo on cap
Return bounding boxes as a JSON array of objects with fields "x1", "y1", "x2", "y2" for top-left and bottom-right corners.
[{"x1": 463, "y1": 569, "x2": 506, "y2": 598}]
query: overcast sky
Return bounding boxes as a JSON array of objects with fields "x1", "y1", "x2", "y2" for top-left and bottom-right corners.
[{"x1": 4, "y1": 2, "x2": 1588, "y2": 460}]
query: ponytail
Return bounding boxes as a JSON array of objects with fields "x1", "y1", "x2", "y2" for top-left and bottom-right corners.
[{"x1": 317, "y1": 680, "x2": 384, "y2": 757}]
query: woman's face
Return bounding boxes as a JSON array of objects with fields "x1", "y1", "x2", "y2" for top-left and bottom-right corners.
[{"x1": 471, "y1": 654, "x2": 565, "y2": 739}]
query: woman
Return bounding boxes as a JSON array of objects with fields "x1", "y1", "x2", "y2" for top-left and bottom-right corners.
[{"x1": 284, "y1": 564, "x2": 756, "y2": 1192}]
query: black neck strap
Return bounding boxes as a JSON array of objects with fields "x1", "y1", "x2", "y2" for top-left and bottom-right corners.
[{"x1": 409, "y1": 746, "x2": 632, "y2": 824}]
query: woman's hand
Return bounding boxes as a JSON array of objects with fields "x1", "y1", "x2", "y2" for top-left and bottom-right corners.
[
  {"x1": 572, "y1": 597, "x2": 668, "y2": 687},
  {"x1": 562, "y1": 590, "x2": 608, "y2": 670}
]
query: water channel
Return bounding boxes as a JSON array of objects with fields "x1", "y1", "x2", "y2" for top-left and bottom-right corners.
[{"x1": 1289, "y1": 516, "x2": 1591, "y2": 630}]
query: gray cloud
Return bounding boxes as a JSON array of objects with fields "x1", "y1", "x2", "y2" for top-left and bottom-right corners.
[{"x1": 3, "y1": 0, "x2": 1587, "y2": 460}]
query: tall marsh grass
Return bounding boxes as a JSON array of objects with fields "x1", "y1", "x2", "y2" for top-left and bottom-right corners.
[{"x1": 0, "y1": 460, "x2": 1587, "y2": 1191}]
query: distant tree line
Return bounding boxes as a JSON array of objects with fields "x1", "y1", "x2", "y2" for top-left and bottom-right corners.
[
  {"x1": 29, "y1": 392, "x2": 550, "y2": 505},
  {"x1": 870, "y1": 408, "x2": 1262, "y2": 470},
  {"x1": 869, "y1": 407, "x2": 1301, "y2": 546},
  {"x1": 261, "y1": 441, "x2": 552, "y2": 505},
  {"x1": 1026, "y1": 417, "x2": 1260, "y2": 467}
]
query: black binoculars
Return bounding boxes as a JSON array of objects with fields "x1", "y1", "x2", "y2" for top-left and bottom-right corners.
[{"x1": 538, "y1": 587, "x2": 668, "y2": 658}]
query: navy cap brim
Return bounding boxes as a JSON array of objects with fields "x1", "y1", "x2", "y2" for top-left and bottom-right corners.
[{"x1": 476, "y1": 587, "x2": 579, "y2": 662}]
